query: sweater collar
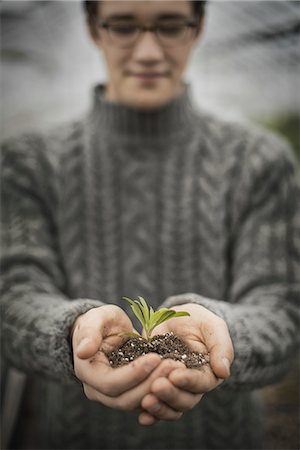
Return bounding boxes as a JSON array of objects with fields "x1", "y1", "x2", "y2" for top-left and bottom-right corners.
[{"x1": 90, "y1": 84, "x2": 198, "y2": 142}]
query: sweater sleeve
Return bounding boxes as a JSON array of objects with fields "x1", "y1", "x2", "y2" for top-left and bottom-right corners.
[
  {"x1": 0, "y1": 134, "x2": 103, "y2": 383},
  {"x1": 162, "y1": 133, "x2": 300, "y2": 389}
]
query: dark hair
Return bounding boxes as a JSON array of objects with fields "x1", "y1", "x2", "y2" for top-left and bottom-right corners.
[{"x1": 83, "y1": 1, "x2": 207, "y2": 21}]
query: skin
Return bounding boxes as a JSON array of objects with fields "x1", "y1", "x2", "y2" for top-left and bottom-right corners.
[
  {"x1": 139, "y1": 303, "x2": 234, "y2": 425},
  {"x1": 87, "y1": 0, "x2": 204, "y2": 109},
  {"x1": 72, "y1": 303, "x2": 234, "y2": 425},
  {"x1": 72, "y1": 0, "x2": 234, "y2": 425},
  {"x1": 72, "y1": 305, "x2": 186, "y2": 414}
]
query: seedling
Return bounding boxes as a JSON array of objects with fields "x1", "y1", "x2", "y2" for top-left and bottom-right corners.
[{"x1": 123, "y1": 296, "x2": 190, "y2": 341}]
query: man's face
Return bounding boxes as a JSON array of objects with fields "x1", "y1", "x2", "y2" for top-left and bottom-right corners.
[{"x1": 89, "y1": 1, "x2": 202, "y2": 109}]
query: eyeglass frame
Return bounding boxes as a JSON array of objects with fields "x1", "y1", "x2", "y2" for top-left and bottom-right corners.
[{"x1": 95, "y1": 19, "x2": 199, "y2": 48}]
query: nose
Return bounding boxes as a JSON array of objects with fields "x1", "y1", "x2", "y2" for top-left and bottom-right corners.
[{"x1": 132, "y1": 31, "x2": 164, "y2": 62}]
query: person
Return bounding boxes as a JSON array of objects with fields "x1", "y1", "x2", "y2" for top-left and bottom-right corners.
[{"x1": 1, "y1": 1, "x2": 299, "y2": 449}]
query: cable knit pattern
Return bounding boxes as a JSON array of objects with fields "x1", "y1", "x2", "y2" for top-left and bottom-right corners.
[{"x1": 1, "y1": 85, "x2": 299, "y2": 449}]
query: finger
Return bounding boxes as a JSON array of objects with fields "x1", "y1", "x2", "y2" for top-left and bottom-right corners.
[
  {"x1": 73, "y1": 309, "x2": 105, "y2": 359},
  {"x1": 85, "y1": 358, "x2": 183, "y2": 410},
  {"x1": 83, "y1": 382, "x2": 158, "y2": 428},
  {"x1": 77, "y1": 352, "x2": 162, "y2": 397},
  {"x1": 149, "y1": 377, "x2": 203, "y2": 412},
  {"x1": 73, "y1": 305, "x2": 132, "y2": 359},
  {"x1": 114, "y1": 359, "x2": 183, "y2": 409},
  {"x1": 168, "y1": 366, "x2": 222, "y2": 394},
  {"x1": 140, "y1": 392, "x2": 183, "y2": 421},
  {"x1": 201, "y1": 316, "x2": 234, "y2": 379},
  {"x1": 75, "y1": 329, "x2": 102, "y2": 359},
  {"x1": 138, "y1": 411, "x2": 160, "y2": 426}
]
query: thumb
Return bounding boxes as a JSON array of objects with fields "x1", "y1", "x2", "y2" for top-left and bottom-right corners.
[
  {"x1": 73, "y1": 304, "x2": 132, "y2": 359},
  {"x1": 210, "y1": 350, "x2": 232, "y2": 379},
  {"x1": 75, "y1": 331, "x2": 102, "y2": 359},
  {"x1": 201, "y1": 317, "x2": 234, "y2": 379}
]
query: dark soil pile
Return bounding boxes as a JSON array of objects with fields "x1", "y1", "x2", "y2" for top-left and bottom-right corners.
[{"x1": 105, "y1": 332, "x2": 210, "y2": 369}]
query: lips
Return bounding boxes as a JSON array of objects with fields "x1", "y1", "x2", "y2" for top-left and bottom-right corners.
[{"x1": 130, "y1": 72, "x2": 168, "y2": 79}]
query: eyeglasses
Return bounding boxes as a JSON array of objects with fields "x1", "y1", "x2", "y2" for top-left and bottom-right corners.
[{"x1": 96, "y1": 20, "x2": 198, "y2": 49}]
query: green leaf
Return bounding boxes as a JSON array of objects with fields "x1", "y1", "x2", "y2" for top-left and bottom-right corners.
[
  {"x1": 149, "y1": 310, "x2": 190, "y2": 336},
  {"x1": 138, "y1": 296, "x2": 150, "y2": 322},
  {"x1": 123, "y1": 296, "x2": 191, "y2": 340},
  {"x1": 155, "y1": 310, "x2": 177, "y2": 326},
  {"x1": 131, "y1": 303, "x2": 146, "y2": 327},
  {"x1": 135, "y1": 300, "x2": 148, "y2": 326},
  {"x1": 122, "y1": 296, "x2": 135, "y2": 305},
  {"x1": 148, "y1": 310, "x2": 175, "y2": 335},
  {"x1": 123, "y1": 297, "x2": 146, "y2": 328},
  {"x1": 148, "y1": 308, "x2": 167, "y2": 327},
  {"x1": 172, "y1": 311, "x2": 190, "y2": 318},
  {"x1": 121, "y1": 331, "x2": 145, "y2": 340}
]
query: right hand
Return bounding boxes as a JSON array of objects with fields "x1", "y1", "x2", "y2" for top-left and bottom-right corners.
[{"x1": 71, "y1": 305, "x2": 185, "y2": 416}]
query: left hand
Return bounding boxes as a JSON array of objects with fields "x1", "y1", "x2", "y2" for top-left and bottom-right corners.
[{"x1": 139, "y1": 303, "x2": 234, "y2": 425}]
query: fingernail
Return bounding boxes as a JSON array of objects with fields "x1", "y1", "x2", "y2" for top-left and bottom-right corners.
[
  {"x1": 77, "y1": 337, "x2": 91, "y2": 353},
  {"x1": 222, "y1": 357, "x2": 231, "y2": 376},
  {"x1": 177, "y1": 377, "x2": 187, "y2": 388},
  {"x1": 150, "y1": 403, "x2": 161, "y2": 413}
]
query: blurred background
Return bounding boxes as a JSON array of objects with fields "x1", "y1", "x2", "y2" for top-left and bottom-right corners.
[
  {"x1": 1, "y1": 1, "x2": 299, "y2": 449},
  {"x1": 1, "y1": 0, "x2": 299, "y2": 149}
]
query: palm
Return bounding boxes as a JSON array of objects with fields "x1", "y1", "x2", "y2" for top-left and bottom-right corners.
[
  {"x1": 153, "y1": 319, "x2": 208, "y2": 354},
  {"x1": 99, "y1": 311, "x2": 135, "y2": 354},
  {"x1": 146, "y1": 304, "x2": 212, "y2": 355}
]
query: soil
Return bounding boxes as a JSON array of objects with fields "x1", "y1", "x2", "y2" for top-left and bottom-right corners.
[{"x1": 105, "y1": 332, "x2": 210, "y2": 369}]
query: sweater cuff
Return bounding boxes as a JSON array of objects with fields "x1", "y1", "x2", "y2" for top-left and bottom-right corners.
[{"x1": 44, "y1": 298, "x2": 104, "y2": 384}]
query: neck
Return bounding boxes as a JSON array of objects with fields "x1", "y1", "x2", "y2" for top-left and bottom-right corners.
[
  {"x1": 104, "y1": 82, "x2": 186, "y2": 112},
  {"x1": 90, "y1": 84, "x2": 198, "y2": 142}
]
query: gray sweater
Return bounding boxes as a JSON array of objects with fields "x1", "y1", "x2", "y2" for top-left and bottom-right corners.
[{"x1": 1, "y1": 85, "x2": 299, "y2": 449}]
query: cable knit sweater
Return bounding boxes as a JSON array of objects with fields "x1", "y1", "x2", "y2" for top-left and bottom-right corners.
[{"x1": 1, "y1": 85, "x2": 299, "y2": 450}]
